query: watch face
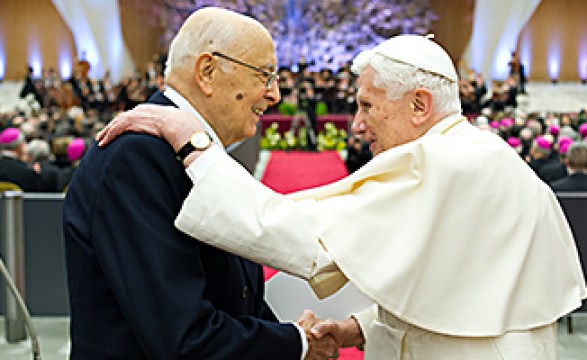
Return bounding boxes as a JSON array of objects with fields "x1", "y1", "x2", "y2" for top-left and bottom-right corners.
[{"x1": 190, "y1": 132, "x2": 211, "y2": 150}]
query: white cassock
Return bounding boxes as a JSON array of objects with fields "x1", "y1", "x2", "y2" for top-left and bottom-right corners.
[{"x1": 175, "y1": 113, "x2": 586, "y2": 359}]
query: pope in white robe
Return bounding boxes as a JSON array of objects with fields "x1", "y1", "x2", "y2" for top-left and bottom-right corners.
[{"x1": 98, "y1": 35, "x2": 586, "y2": 359}]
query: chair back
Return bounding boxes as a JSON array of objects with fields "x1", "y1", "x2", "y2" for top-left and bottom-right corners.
[
  {"x1": 557, "y1": 192, "x2": 587, "y2": 312},
  {"x1": 0, "y1": 181, "x2": 22, "y2": 192}
]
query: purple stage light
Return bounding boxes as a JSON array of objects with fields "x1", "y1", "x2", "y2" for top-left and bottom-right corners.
[
  {"x1": 59, "y1": 43, "x2": 72, "y2": 80},
  {"x1": 579, "y1": 39, "x2": 587, "y2": 82},
  {"x1": 548, "y1": 41, "x2": 561, "y2": 82}
]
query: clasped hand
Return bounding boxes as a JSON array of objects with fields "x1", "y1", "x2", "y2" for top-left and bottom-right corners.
[{"x1": 297, "y1": 310, "x2": 365, "y2": 360}]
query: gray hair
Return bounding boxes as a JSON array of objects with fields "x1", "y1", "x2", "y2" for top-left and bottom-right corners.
[
  {"x1": 165, "y1": 9, "x2": 243, "y2": 79},
  {"x1": 27, "y1": 139, "x2": 53, "y2": 162},
  {"x1": 351, "y1": 51, "x2": 461, "y2": 117}
]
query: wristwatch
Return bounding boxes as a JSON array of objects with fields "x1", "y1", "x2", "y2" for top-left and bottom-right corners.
[{"x1": 175, "y1": 131, "x2": 212, "y2": 161}]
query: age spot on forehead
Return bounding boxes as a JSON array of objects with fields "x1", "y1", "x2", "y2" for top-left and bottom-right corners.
[{"x1": 235, "y1": 93, "x2": 244, "y2": 100}]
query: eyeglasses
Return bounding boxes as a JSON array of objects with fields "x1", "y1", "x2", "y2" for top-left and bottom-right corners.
[{"x1": 212, "y1": 51, "x2": 280, "y2": 90}]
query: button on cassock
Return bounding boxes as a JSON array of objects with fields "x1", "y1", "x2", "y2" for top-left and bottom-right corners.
[{"x1": 241, "y1": 285, "x2": 248, "y2": 299}]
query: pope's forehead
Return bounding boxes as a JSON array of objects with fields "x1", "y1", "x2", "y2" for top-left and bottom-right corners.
[{"x1": 356, "y1": 67, "x2": 381, "y2": 90}]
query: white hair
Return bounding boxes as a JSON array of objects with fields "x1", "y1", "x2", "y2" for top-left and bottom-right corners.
[
  {"x1": 351, "y1": 50, "x2": 461, "y2": 117},
  {"x1": 165, "y1": 8, "x2": 239, "y2": 79},
  {"x1": 27, "y1": 139, "x2": 53, "y2": 161}
]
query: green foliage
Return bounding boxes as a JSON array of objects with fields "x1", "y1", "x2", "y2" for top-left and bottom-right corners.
[
  {"x1": 278, "y1": 102, "x2": 297, "y2": 115},
  {"x1": 260, "y1": 121, "x2": 347, "y2": 151},
  {"x1": 316, "y1": 101, "x2": 328, "y2": 116},
  {"x1": 317, "y1": 122, "x2": 347, "y2": 151}
]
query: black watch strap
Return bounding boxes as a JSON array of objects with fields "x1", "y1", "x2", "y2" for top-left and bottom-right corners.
[
  {"x1": 175, "y1": 131, "x2": 212, "y2": 162},
  {"x1": 176, "y1": 142, "x2": 196, "y2": 162}
]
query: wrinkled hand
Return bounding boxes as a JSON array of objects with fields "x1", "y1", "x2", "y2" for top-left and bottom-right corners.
[
  {"x1": 297, "y1": 310, "x2": 339, "y2": 360},
  {"x1": 311, "y1": 317, "x2": 365, "y2": 349},
  {"x1": 297, "y1": 310, "x2": 320, "y2": 332},
  {"x1": 96, "y1": 104, "x2": 204, "y2": 152}
]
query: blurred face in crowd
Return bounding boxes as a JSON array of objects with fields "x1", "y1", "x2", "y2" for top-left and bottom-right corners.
[{"x1": 351, "y1": 67, "x2": 419, "y2": 156}]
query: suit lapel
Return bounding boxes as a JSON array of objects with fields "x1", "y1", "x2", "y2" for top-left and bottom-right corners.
[{"x1": 148, "y1": 91, "x2": 264, "y2": 298}]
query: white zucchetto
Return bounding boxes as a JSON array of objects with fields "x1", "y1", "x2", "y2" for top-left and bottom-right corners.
[{"x1": 372, "y1": 34, "x2": 458, "y2": 82}]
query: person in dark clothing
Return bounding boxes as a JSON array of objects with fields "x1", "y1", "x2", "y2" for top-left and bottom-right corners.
[
  {"x1": 62, "y1": 7, "x2": 336, "y2": 360},
  {"x1": 19, "y1": 65, "x2": 44, "y2": 106},
  {"x1": 0, "y1": 127, "x2": 42, "y2": 191},
  {"x1": 551, "y1": 142, "x2": 587, "y2": 192}
]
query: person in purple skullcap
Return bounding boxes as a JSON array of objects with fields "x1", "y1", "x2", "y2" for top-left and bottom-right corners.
[
  {"x1": 548, "y1": 125, "x2": 560, "y2": 137},
  {"x1": 0, "y1": 127, "x2": 43, "y2": 191},
  {"x1": 66, "y1": 138, "x2": 86, "y2": 162},
  {"x1": 579, "y1": 123, "x2": 587, "y2": 138},
  {"x1": 500, "y1": 118, "x2": 514, "y2": 128},
  {"x1": 535, "y1": 135, "x2": 551, "y2": 150},
  {"x1": 0, "y1": 127, "x2": 24, "y2": 145},
  {"x1": 506, "y1": 136, "x2": 522, "y2": 155},
  {"x1": 506, "y1": 136, "x2": 521, "y2": 147},
  {"x1": 0, "y1": 127, "x2": 27, "y2": 161},
  {"x1": 558, "y1": 136, "x2": 573, "y2": 155},
  {"x1": 529, "y1": 135, "x2": 568, "y2": 184}
]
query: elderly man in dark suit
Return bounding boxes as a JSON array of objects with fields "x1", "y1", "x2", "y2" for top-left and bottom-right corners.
[
  {"x1": 551, "y1": 142, "x2": 587, "y2": 192},
  {"x1": 63, "y1": 7, "x2": 335, "y2": 360}
]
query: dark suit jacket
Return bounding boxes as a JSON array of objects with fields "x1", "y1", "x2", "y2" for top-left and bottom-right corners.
[
  {"x1": 529, "y1": 158, "x2": 567, "y2": 184},
  {"x1": 63, "y1": 92, "x2": 301, "y2": 359},
  {"x1": 551, "y1": 172, "x2": 587, "y2": 192},
  {"x1": 38, "y1": 160, "x2": 62, "y2": 192},
  {"x1": 0, "y1": 156, "x2": 42, "y2": 191}
]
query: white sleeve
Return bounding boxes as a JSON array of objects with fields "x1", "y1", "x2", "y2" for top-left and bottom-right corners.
[
  {"x1": 178, "y1": 147, "x2": 336, "y2": 281},
  {"x1": 350, "y1": 305, "x2": 377, "y2": 349},
  {"x1": 292, "y1": 322, "x2": 309, "y2": 360}
]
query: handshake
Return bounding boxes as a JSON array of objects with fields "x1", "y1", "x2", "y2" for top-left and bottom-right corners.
[{"x1": 297, "y1": 310, "x2": 365, "y2": 360}]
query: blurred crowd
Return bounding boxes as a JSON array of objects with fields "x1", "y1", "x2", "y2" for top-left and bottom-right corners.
[{"x1": 2, "y1": 53, "x2": 587, "y2": 192}]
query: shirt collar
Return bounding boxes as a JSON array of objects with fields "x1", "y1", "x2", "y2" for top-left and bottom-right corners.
[
  {"x1": 1, "y1": 150, "x2": 18, "y2": 159},
  {"x1": 163, "y1": 87, "x2": 225, "y2": 150}
]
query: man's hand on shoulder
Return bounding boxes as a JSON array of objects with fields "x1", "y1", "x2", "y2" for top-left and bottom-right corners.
[{"x1": 96, "y1": 104, "x2": 203, "y2": 153}]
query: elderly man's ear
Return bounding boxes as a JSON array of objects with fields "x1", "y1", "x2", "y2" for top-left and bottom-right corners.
[
  {"x1": 411, "y1": 89, "x2": 433, "y2": 126},
  {"x1": 194, "y1": 53, "x2": 216, "y2": 96}
]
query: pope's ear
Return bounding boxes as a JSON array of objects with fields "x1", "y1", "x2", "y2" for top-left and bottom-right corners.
[
  {"x1": 194, "y1": 53, "x2": 216, "y2": 96},
  {"x1": 411, "y1": 89, "x2": 433, "y2": 126}
]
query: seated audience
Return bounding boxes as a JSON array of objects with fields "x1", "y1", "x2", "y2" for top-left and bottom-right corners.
[
  {"x1": 528, "y1": 135, "x2": 567, "y2": 184},
  {"x1": 27, "y1": 138, "x2": 63, "y2": 191},
  {"x1": 0, "y1": 127, "x2": 42, "y2": 191},
  {"x1": 551, "y1": 142, "x2": 587, "y2": 192}
]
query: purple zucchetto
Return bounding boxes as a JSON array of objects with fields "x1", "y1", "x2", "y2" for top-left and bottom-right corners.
[
  {"x1": 67, "y1": 138, "x2": 86, "y2": 162},
  {"x1": 548, "y1": 125, "x2": 560, "y2": 136},
  {"x1": 558, "y1": 136, "x2": 573, "y2": 154},
  {"x1": 0, "y1": 127, "x2": 22, "y2": 144},
  {"x1": 500, "y1": 118, "x2": 514, "y2": 128},
  {"x1": 490, "y1": 121, "x2": 499, "y2": 129},
  {"x1": 535, "y1": 135, "x2": 551, "y2": 150},
  {"x1": 580, "y1": 123, "x2": 587, "y2": 138},
  {"x1": 507, "y1": 137, "x2": 521, "y2": 148}
]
